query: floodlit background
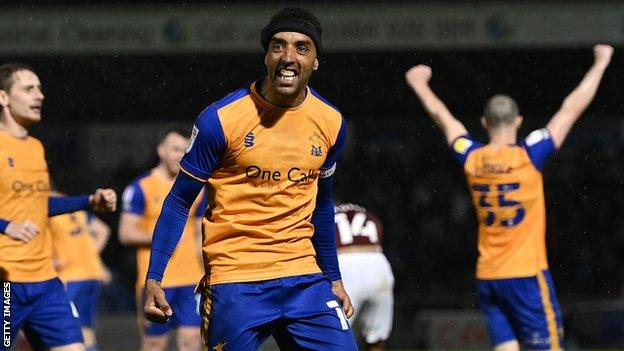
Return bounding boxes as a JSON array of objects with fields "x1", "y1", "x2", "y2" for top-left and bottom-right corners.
[{"x1": 4, "y1": 1, "x2": 624, "y2": 349}]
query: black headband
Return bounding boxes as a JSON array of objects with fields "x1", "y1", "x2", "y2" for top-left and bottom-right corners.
[{"x1": 260, "y1": 18, "x2": 322, "y2": 56}]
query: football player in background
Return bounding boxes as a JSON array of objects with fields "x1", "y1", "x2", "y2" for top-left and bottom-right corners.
[
  {"x1": 335, "y1": 203, "x2": 394, "y2": 351},
  {"x1": 119, "y1": 128, "x2": 204, "y2": 351},
  {"x1": 0, "y1": 63, "x2": 117, "y2": 351},
  {"x1": 50, "y1": 200, "x2": 112, "y2": 351},
  {"x1": 405, "y1": 45, "x2": 613, "y2": 351}
]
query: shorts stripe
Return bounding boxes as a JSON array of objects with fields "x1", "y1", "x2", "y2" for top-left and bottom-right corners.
[
  {"x1": 200, "y1": 284, "x2": 213, "y2": 351},
  {"x1": 537, "y1": 271, "x2": 560, "y2": 349}
]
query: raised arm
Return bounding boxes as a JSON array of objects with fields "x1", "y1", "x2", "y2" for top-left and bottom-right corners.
[
  {"x1": 405, "y1": 65, "x2": 468, "y2": 144},
  {"x1": 547, "y1": 44, "x2": 613, "y2": 149}
]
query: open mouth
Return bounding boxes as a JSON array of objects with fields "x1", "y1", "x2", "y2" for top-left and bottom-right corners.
[
  {"x1": 30, "y1": 105, "x2": 41, "y2": 113},
  {"x1": 275, "y1": 67, "x2": 299, "y2": 85}
]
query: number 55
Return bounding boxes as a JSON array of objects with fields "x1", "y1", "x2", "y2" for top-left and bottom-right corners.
[{"x1": 472, "y1": 183, "x2": 525, "y2": 227}]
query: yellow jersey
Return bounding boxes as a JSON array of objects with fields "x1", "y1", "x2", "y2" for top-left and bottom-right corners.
[
  {"x1": 452, "y1": 129, "x2": 556, "y2": 279},
  {"x1": 0, "y1": 130, "x2": 55, "y2": 282},
  {"x1": 180, "y1": 81, "x2": 346, "y2": 284},
  {"x1": 122, "y1": 169, "x2": 204, "y2": 288},
  {"x1": 49, "y1": 210, "x2": 105, "y2": 282}
]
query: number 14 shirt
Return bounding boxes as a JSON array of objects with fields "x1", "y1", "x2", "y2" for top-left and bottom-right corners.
[{"x1": 451, "y1": 129, "x2": 555, "y2": 279}]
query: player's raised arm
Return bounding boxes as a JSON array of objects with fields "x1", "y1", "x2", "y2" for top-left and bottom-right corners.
[
  {"x1": 547, "y1": 44, "x2": 613, "y2": 149},
  {"x1": 405, "y1": 65, "x2": 468, "y2": 144}
]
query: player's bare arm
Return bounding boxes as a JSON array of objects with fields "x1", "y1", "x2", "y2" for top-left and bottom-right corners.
[
  {"x1": 89, "y1": 188, "x2": 117, "y2": 212},
  {"x1": 547, "y1": 44, "x2": 613, "y2": 149},
  {"x1": 144, "y1": 278, "x2": 173, "y2": 324},
  {"x1": 332, "y1": 279, "x2": 355, "y2": 318},
  {"x1": 118, "y1": 213, "x2": 152, "y2": 246},
  {"x1": 89, "y1": 215, "x2": 111, "y2": 253},
  {"x1": 405, "y1": 64, "x2": 468, "y2": 144}
]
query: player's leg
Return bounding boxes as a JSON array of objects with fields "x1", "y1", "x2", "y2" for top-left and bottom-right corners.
[
  {"x1": 4, "y1": 282, "x2": 37, "y2": 350},
  {"x1": 360, "y1": 255, "x2": 395, "y2": 351},
  {"x1": 176, "y1": 327, "x2": 201, "y2": 351},
  {"x1": 498, "y1": 270, "x2": 564, "y2": 351},
  {"x1": 476, "y1": 279, "x2": 518, "y2": 350},
  {"x1": 171, "y1": 286, "x2": 201, "y2": 351},
  {"x1": 360, "y1": 285, "x2": 393, "y2": 351},
  {"x1": 493, "y1": 340, "x2": 520, "y2": 351},
  {"x1": 65, "y1": 280, "x2": 102, "y2": 351},
  {"x1": 20, "y1": 278, "x2": 84, "y2": 351},
  {"x1": 80, "y1": 328, "x2": 96, "y2": 351},
  {"x1": 199, "y1": 280, "x2": 279, "y2": 350},
  {"x1": 49, "y1": 344, "x2": 85, "y2": 351},
  {"x1": 273, "y1": 274, "x2": 358, "y2": 351},
  {"x1": 15, "y1": 329, "x2": 35, "y2": 351},
  {"x1": 139, "y1": 287, "x2": 173, "y2": 351},
  {"x1": 337, "y1": 253, "x2": 367, "y2": 323},
  {"x1": 141, "y1": 334, "x2": 169, "y2": 351}
]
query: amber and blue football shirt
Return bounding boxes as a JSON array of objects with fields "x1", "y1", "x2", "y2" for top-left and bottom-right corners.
[
  {"x1": 123, "y1": 169, "x2": 204, "y2": 288},
  {"x1": 49, "y1": 210, "x2": 105, "y2": 282},
  {"x1": 0, "y1": 130, "x2": 55, "y2": 282},
  {"x1": 177, "y1": 81, "x2": 346, "y2": 285},
  {"x1": 451, "y1": 128, "x2": 555, "y2": 279}
]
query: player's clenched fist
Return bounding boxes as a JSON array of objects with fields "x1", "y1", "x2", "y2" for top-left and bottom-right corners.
[
  {"x1": 5, "y1": 220, "x2": 40, "y2": 243},
  {"x1": 405, "y1": 64, "x2": 432, "y2": 87},
  {"x1": 89, "y1": 188, "x2": 117, "y2": 212},
  {"x1": 594, "y1": 44, "x2": 613, "y2": 68},
  {"x1": 144, "y1": 279, "x2": 173, "y2": 324}
]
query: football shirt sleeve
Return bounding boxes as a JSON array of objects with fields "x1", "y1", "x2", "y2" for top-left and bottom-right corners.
[
  {"x1": 449, "y1": 135, "x2": 482, "y2": 166},
  {"x1": 0, "y1": 218, "x2": 8, "y2": 233},
  {"x1": 311, "y1": 117, "x2": 347, "y2": 281},
  {"x1": 319, "y1": 116, "x2": 347, "y2": 179},
  {"x1": 521, "y1": 128, "x2": 556, "y2": 172},
  {"x1": 121, "y1": 182, "x2": 146, "y2": 215},
  {"x1": 147, "y1": 172, "x2": 204, "y2": 282},
  {"x1": 48, "y1": 195, "x2": 91, "y2": 216},
  {"x1": 179, "y1": 107, "x2": 227, "y2": 182}
]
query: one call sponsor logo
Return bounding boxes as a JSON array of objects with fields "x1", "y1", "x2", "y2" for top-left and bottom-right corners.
[
  {"x1": 245, "y1": 165, "x2": 318, "y2": 184},
  {"x1": 3, "y1": 282, "x2": 10, "y2": 348},
  {"x1": 11, "y1": 180, "x2": 50, "y2": 193}
]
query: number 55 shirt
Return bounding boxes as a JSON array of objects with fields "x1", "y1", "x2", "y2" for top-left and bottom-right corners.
[{"x1": 451, "y1": 129, "x2": 556, "y2": 279}]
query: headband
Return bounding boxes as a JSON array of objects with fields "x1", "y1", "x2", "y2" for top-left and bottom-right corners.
[{"x1": 260, "y1": 18, "x2": 322, "y2": 56}]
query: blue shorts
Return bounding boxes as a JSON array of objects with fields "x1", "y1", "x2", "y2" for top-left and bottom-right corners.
[
  {"x1": 200, "y1": 274, "x2": 357, "y2": 351},
  {"x1": 141, "y1": 285, "x2": 201, "y2": 336},
  {"x1": 477, "y1": 270, "x2": 564, "y2": 350},
  {"x1": 65, "y1": 280, "x2": 101, "y2": 328},
  {"x1": 2, "y1": 278, "x2": 83, "y2": 350}
]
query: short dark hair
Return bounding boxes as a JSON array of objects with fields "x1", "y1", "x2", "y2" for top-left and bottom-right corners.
[
  {"x1": 158, "y1": 125, "x2": 189, "y2": 145},
  {"x1": 484, "y1": 94, "x2": 519, "y2": 128},
  {"x1": 0, "y1": 63, "x2": 35, "y2": 92},
  {"x1": 261, "y1": 7, "x2": 322, "y2": 55}
]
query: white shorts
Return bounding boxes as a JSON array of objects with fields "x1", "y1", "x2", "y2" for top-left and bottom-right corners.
[{"x1": 338, "y1": 251, "x2": 394, "y2": 344}]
